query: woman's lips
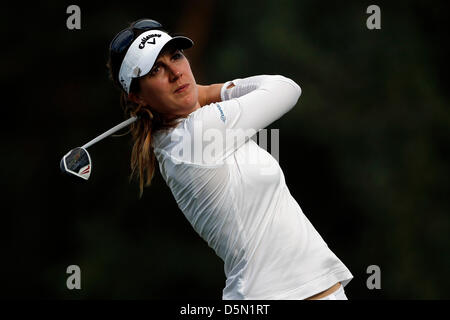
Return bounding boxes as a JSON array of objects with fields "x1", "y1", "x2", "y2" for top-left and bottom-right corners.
[{"x1": 175, "y1": 83, "x2": 189, "y2": 94}]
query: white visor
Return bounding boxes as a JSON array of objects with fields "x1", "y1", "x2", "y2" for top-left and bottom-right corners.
[{"x1": 118, "y1": 30, "x2": 193, "y2": 93}]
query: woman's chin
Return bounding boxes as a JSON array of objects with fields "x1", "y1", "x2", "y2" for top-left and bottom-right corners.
[
  {"x1": 168, "y1": 103, "x2": 199, "y2": 119},
  {"x1": 180, "y1": 96, "x2": 199, "y2": 111}
]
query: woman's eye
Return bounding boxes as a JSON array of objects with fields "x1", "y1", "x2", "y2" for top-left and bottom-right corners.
[{"x1": 150, "y1": 66, "x2": 160, "y2": 75}]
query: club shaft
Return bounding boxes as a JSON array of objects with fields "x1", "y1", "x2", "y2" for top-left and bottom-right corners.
[{"x1": 81, "y1": 116, "x2": 138, "y2": 149}]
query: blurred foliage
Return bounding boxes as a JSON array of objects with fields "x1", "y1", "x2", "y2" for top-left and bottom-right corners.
[{"x1": 1, "y1": 0, "x2": 449, "y2": 299}]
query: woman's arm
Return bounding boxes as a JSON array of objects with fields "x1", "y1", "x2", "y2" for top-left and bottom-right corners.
[
  {"x1": 197, "y1": 75, "x2": 301, "y2": 132},
  {"x1": 188, "y1": 75, "x2": 301, "y2": 164},
  {"x1": 218, "y1": 75, "x2": 302, "y2": 131}
]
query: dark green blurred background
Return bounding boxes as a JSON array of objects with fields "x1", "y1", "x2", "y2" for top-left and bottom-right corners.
[{"x1": 2, "y1": 0, "x2": 449, "y2": 299}]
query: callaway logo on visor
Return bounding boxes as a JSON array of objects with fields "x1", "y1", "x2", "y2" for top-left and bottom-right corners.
[{"x1": 139, "y1": 33, "x2": 162, "y2": 49}]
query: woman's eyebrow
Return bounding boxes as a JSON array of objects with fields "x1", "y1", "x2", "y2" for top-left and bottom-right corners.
[{"x1": 153, "y1": 49, "x2": 179, "y2": 66}]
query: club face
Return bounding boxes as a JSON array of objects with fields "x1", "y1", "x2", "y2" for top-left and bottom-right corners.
[{"x1": 60, "y1": 147, "x2": 92, "y2": 180}]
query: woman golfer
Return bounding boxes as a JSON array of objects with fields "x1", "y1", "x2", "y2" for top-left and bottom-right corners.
[{"x1": 107, "y1": 18, "x2": 353, "y2": 300}]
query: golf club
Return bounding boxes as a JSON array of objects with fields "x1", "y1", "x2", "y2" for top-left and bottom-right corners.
[{"x1": 60, "y1": 116, "x2": 138, "y2": 180}]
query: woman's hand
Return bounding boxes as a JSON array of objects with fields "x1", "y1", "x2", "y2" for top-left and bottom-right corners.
[{"x1": 197, "y1": 84, "x2": 225, "y2": 106}]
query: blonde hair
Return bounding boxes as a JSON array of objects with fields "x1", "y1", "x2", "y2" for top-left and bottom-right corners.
[
  {"x1": 130, "y1": 94, "x2": 184, "y2": 198},
  {"x1": 107, "y1": 57, "x2": 182, "y2": 198}
]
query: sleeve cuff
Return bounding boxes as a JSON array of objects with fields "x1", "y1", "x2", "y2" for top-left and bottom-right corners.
[{"x1": 220, "y1": 80, "x2": 235, "y2": 101}]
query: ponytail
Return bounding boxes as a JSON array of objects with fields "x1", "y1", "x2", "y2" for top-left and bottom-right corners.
[
  {"x1": 120, "y1": 90, "x2": 181, "y2": 198},
  {"x1": 128, "y1": 100, "x2": 157, "y2": 198}
]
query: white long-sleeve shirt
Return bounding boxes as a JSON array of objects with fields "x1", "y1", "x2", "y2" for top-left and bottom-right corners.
[{"x1": 152, "y1": 75, "x2": 353, "y2": 299}]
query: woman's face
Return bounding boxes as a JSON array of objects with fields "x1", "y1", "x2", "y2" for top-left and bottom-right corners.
[{"x1": 131, "y1": 46, "x2": 200, "y2": 119}]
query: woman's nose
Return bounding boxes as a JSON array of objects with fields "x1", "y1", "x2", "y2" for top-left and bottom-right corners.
[{"x1": 168, "y1": 66, "x2": 182, "y2": 82}]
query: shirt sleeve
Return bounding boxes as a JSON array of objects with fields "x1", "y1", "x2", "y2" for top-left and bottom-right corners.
[{"x1": 185, "y1": 74, "x2": 302, "y2": 164}]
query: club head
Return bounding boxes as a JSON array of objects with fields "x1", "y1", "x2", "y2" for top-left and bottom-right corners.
[{"x1": 60, "y1": 147, "x2": 92, "y2": 180}]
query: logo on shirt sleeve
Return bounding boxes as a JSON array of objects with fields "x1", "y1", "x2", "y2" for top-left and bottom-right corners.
[{"x1": 215, "y1": 104, "x2": 226, "y2": 123}]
